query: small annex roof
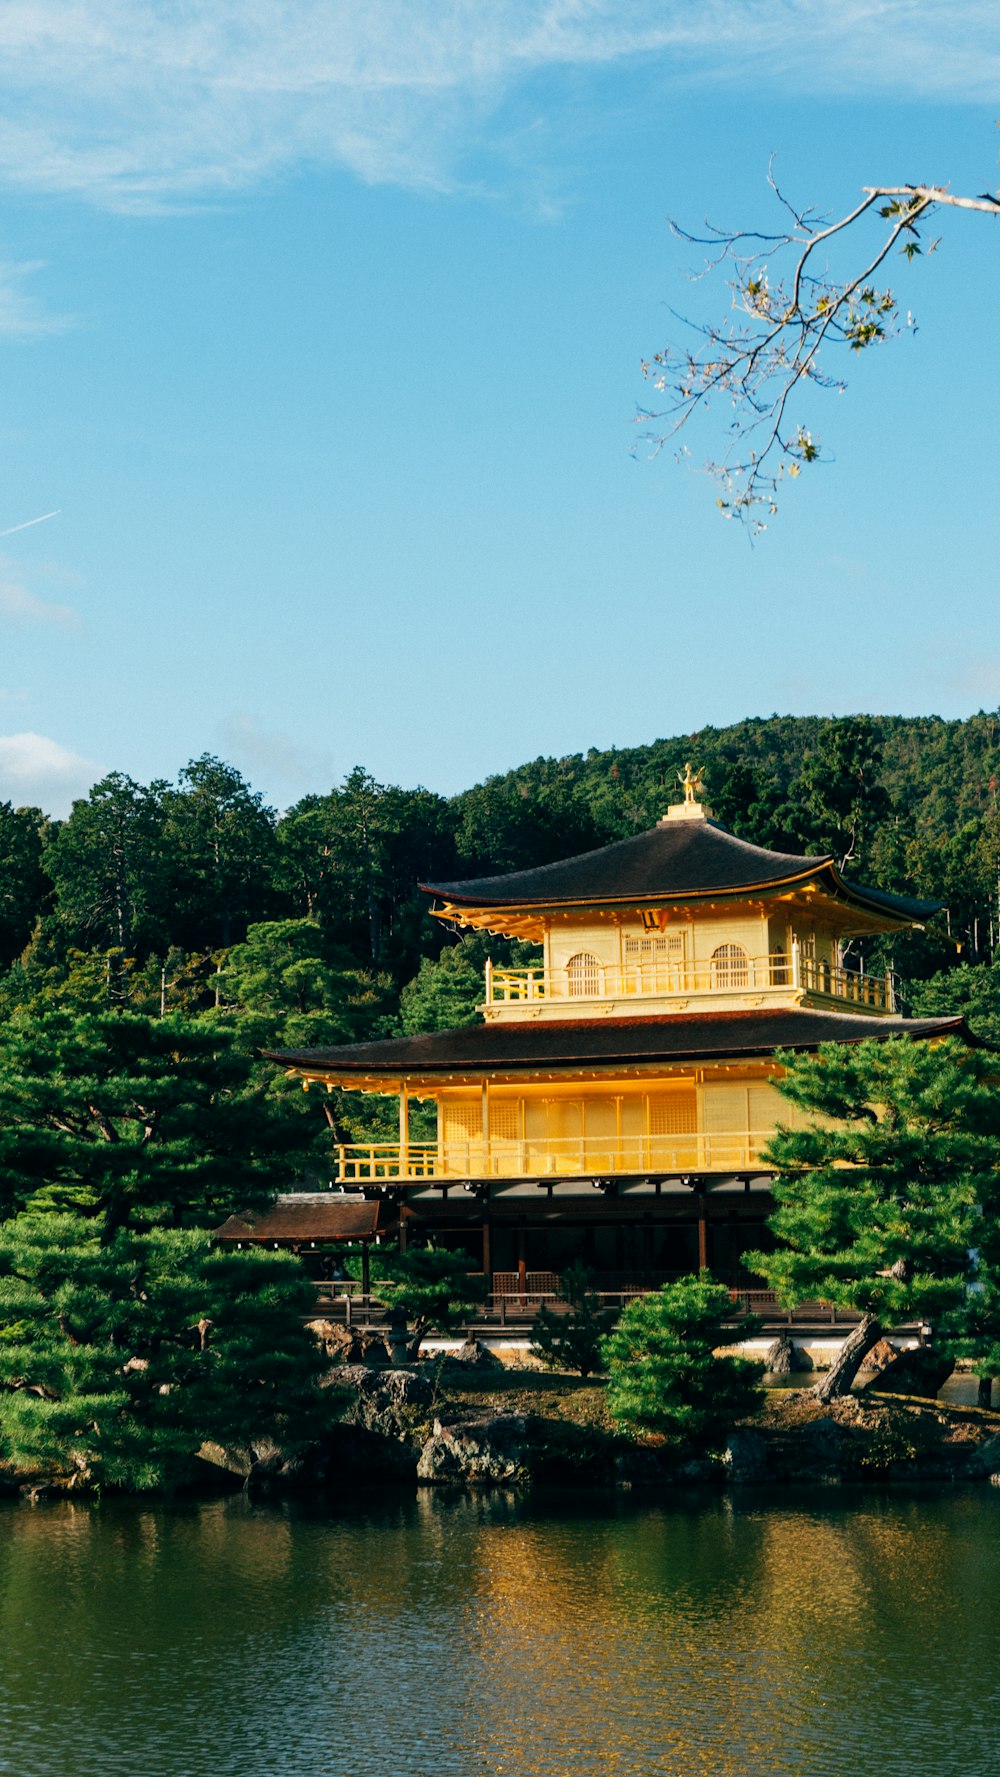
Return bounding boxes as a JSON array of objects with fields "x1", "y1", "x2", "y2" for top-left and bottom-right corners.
[
  {"x1": 266, "y1": 1008, "x2": 975, "y2": 1084},
  {"x1": 213, "y1": 1194, "x2": 380, "y2": 1243},
  {"x1": 421, "y1": 818, "x2": 940, "y2": 925}
]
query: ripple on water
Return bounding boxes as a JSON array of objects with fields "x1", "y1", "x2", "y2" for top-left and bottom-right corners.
[{"x1": 0, "y1": 1488, "x2": 998, "y2": 1777}]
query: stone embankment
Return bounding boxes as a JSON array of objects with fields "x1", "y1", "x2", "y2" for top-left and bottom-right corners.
[
  {"x1": 7, "y1": 1340, "x2": 1000, "y2": 1498},
  {"x1": 191, "y1": 1353, "x2": 1000, "y2": 1497}
]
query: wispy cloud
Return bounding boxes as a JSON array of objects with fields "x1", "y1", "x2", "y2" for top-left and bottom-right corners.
[
  {"x1": 223, "y1": 711, "x2": 336, "y2": 804},
  {"x1": 0, "y1": 261, "x2": 69, "y2": 335},
  {"x1": 0, "y1": 731, "x2": 100, "y2": 813},
  {"x1": 0, "y1": 3, "x2": 994, "y2": 209},
  {"x1": 0, "y1": 559, "x2": 79, "y2": 628}
]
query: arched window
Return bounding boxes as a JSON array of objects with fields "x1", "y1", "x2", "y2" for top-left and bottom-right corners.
[
  {"x1": 711, "y1": 942, "x2": 748, "y2": 989},
  {"x1": 566, "y1": 952, "x2": 601, "y2": 997}
]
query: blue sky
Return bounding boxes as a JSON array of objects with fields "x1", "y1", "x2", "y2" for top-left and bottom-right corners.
[{"x1": 0, "y1": 1, "x2": 997, "y2": 814}]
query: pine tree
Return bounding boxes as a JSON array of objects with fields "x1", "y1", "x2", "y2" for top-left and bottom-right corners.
[
  {"x1": 0, "y1": 1008, "x2": 314, "y2": 1231},
  {"x1": 374, "y1": 1246, "x2": 486, "y2": 1357},
  {"x1": 602, "y1": 1276, "x2": 762, "y2": 1451},
  {"x1": 747, "y1": 1037, "x2": 1000, "y2": 1399},
  {"x1": 0, "y1": 1214, "x2": 326, "y2": 1490},
  {"x1": 531, "y1": 1263, "x2": 613, "y2": 1378}
]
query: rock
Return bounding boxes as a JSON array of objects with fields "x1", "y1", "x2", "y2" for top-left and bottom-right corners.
[
  {"x1": 438, "y1": 1338, "x2": 502, "y2": 1371},
  {"x1": 764, "y1": 1335, "x2": 811, "y2": 1374},
  {"x1": 966, "y1": 1433, "x2": 1000, "y2": 1480},
  {"x1": 308, "y1": 1321, "x2": 391, "y2": 1366},
  {"x1": 867, "y1": 1346, "x2": 954, "y2": 1399},
  {"x1": 723, "y1": 1430, "x2": 769, "y2": 1483},
  {"x1": 19, "y1": 1481, "x2": 58, "y2": 1503},
  {"x1": 319, "y1": 1421, "x2": 419, "y2": 1481},
  {"x1": 860, "y1": 1338, "x2": 899, "y2": 1374},
  {"x1": 417, "y1": 1413, "x2": 530, "y2": 1484},
  {"x1": 674, "y1": 1455, "x2": 721, "y2": 1483},
  {"x1": 197, "y1": 1440, "x2": 254, "y2": 1479},
  {"x1": 332, "y1": 1364, "x2": 433, "y2": 1440}
]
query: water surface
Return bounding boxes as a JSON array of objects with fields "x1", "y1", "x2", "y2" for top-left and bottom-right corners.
[{"x1": 0, "y1": 1485, "x2": 997, "y2": 1777}]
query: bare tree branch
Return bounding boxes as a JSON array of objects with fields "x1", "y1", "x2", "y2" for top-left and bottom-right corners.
[{"x1": 636, "y1": 172, "x2": 999, "y2": 535}]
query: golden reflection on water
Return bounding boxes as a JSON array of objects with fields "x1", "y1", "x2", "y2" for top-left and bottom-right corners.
[
  {"x1": 1, "y1": 1490, "x2": 1000, "y2": 1777},
  {"x1": 461, "y1": 1496, "x2": 1000, "y2": 1776}
]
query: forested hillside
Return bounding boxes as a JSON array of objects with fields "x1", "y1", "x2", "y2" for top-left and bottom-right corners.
[{"x1": 1, "y1": 713, "x2": 998, "y2": 1161}]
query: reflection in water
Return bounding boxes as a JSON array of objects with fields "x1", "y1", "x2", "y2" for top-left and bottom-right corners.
[{"x1": 0, "y1": 1487, "x2": 998, "y2": 1776}]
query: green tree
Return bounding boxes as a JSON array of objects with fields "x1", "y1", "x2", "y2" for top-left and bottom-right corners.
[
  {"x1": 399, "y1": 937, "x2": 542, "y2": 1035},
  {"x1": 45, "y1": 773, "x2": 168, "y2": 973},
  {"x1": 0, "y1": 1214, "x2": 325, "y2": 1491},
  {"x1": 908, "y1": 960, "x2": 1000, "y2": 1047},
  {"x1": 216, "y1": 918, "x2": 393, "y2": 1050},
  {"x1": 747, "y1": 1037, "x2": 1000, "y2": 1400},
  {"x1": 163, "y1": 756, "x2": 277, "y2": 950},
  {"x1": 793, "y1": 718, "x2": 892, "y2": 873},
  {"x1": 0, "y1": 1009, "x2": 312, "y2": 1233},
  {"x1": 452, "y1": 774, "x2": 599, "y2": 877},
  {"x1": 374, "y1": 1246, "x2": 486, "y2": 1358},
  {"x1": 0, "y1": 802, "x2": 48, "y2": 969},
  {"x1": 602, "y1": 1276, "x2": 762, "y2": 1451},
  {"x1": 531, "y1": 1263, "x2": 613, "y2": 1378},
  {"x1": 276, "y1": 771, "x2": 454, "y2": 975},
  {"x1": 212, "y1": 917, "x2": 396, "y2": 1165}
]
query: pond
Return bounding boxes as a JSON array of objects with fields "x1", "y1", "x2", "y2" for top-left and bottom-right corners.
[{"x1": 0, "y1": 1485, "x2": 997, "y2": 1777}]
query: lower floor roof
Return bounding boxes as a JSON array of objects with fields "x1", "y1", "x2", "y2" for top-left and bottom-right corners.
[{"x1": 267, "y1": 1007, "x2": 973, "y2": 1081}]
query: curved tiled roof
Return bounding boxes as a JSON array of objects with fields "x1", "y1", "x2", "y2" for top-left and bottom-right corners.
[
  {"x1": 213, "y1": 1195, "x2": 380, "y2": 1242},
  {"x1": 267, "y1": 1009, "x2": 974, "y2": 1078},
  {"x1": 421, "y1": 818, "x2": 940, "y2": 923}
]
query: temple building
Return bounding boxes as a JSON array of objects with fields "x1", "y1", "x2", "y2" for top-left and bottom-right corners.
[{"x1": 265, "y1": 771, "x2": 967, "y2": 1308}]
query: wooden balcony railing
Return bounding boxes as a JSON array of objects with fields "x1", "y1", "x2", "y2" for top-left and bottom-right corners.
[
  {"x1": 310, "y1": 1274, "x2": 861, "y2": 1327},
  {"x1": 335, "y1": 1130, "x2": 776, "y2": 1184},
  {"x1": 484, "y1": 952, "x2": 893, "y2": 1012}
]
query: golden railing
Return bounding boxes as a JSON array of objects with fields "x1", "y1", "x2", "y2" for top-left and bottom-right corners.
[
  {"x1": 485, "y1": 953, "x2": 892, "y2": 1011},
  {"x1": 335, "y1": 1130, "x2": 775, "y2": 1183},
  {"x1": 797, "y1": 957, "x2": 891, "y2": 1008}
]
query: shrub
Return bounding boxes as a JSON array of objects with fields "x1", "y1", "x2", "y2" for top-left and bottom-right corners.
[
  {"x1": 602, "y1": 1275, "x2": 763, "y2": 1453},
  {"x1": 531, "y1": 1263, "x2": 613, "y2": 1377},
  {"x1": 374, "y1": 1245, "x2": 486, "y2": 1356}
]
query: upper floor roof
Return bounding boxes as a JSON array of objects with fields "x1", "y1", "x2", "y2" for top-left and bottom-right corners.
[{"x1": 423, "y1": 809, "x2": 939, "y2": 928}]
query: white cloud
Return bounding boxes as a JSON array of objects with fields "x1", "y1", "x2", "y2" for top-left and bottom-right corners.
[
  {"x1": 0, "y1": 2, "x2": 993, "y2": 209},
  {"x1": 0, "y1": 567, "x2": 79, "y2": 628},
  {"x1": 223, "y1": 711, "x2": 336, "y2": 804},
  {"x1": 0, "y1": 261, "x2": 69, "y2": 336},
  {"x1": 0, "y1": 731, "x2": 100, "y2": 813}
]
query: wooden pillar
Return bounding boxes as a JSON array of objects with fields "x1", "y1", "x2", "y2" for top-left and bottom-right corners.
[
  {"x1": 517, "y1": 1224, "x2": 527, "y2": 1306},
  {"x1": 398, "y1": 1205, "x2": 409, "y2": 1255},
  {"x1": 361, "y1": 1243, "x2": 370, "y2": 1297},
  {"x1": 399, "y1": 1084, "x2": 409, "y2": 1177},
  {"x1": 481, "y1": 1215, "x2": 492, "y2": 1283},
  {"x1": 697, "y1": 1190, "x2": 708, "y2": 1273},
  {"x1": 482, "y1": 1078, "x2": 491, "y2": 1179}
]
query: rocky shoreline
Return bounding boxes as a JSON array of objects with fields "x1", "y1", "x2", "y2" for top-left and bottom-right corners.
[
  {"x1": 197, "y1": 1350, "x2": 1000, "y2": 1498},
  {"x1": 6, "y1": 1343, "x2": 1000, "y2": 1501}
]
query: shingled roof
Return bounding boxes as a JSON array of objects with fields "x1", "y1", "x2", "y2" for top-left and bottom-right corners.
[
  {"x1": 213, "y1": 1194, "x2": 380, "y2": 1243},
  {"x1": 422, "y1": 818, "x2": 940, "y2": 923},
  {"x1": 267, "y1": 1008, "x2": 974, "y2": 1080}
]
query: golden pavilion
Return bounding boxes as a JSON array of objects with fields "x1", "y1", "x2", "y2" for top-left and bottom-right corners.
[{"x1": 266, "y1": 770, "x2": 966, "y2": 1308}]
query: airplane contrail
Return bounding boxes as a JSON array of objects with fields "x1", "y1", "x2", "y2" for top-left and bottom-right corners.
[{"x1": 0, "y1": 509, "x2": 61, "y2": 538}]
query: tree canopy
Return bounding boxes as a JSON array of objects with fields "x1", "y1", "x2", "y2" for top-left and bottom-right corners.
[
  {"x1": 0, "y1": 1009, "x2": 313, "y2": 1233},
  {"x1": 0, "y1": 1215, "x2": 325, "y2": 1491},
  {"x1": 748, "y1": 1037, "x2": 1000, "y2": 1397}
]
